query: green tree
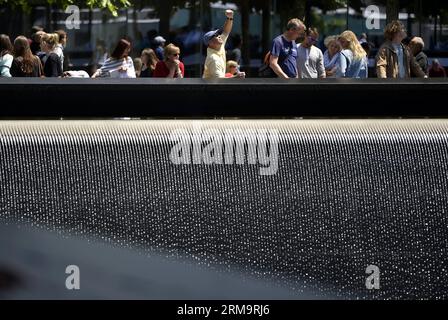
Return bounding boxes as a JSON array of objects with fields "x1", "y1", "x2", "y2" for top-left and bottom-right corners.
[{"x1": 0, "y1": 0, "x2": 131, "y2": 16}]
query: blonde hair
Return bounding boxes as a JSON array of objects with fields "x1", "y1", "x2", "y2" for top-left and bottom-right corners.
[
  {"x1": 226, "y1": 60, "x2": 238, "y2": 73},
  {"x1": 324, "y1": 35, "x2": 338, "y2": 49},
  {"x1": 163, "y1": 43, "x2": 180, "y2": 61},
  {"x1": 286, "y1": 18, "x2": 306, "y2": 31},
  {"x1": 42, "y1": 33, "x2": 59, "y2": 49},
  {"x1": 339, "y1": 30, "x2": 366, "y2": 61}
]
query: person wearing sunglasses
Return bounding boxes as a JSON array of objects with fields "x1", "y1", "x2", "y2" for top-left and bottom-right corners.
[
  {"x1": 153, "y1": 43, "x2": 185, "y2": 78},
  {"x1": 296, "y1": 27, "x2": 325, "y2": 79}
]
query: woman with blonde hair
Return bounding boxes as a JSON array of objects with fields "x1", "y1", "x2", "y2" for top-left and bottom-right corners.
[
  {"x1": 323, "y1": 35, "x2": 342, "y2": 78},
  {"x1": 40, "y1": 33, "x2": 63, "y2": 77},
  {"x1": 337, "y1": 30, "x2": 368, "y2": 78},
  {"x1": 140, "y1": 48, "x2": 159, "y2": 77},
  {"x1": 153, "y1": 43, "x2": 184, "y2": 78}
]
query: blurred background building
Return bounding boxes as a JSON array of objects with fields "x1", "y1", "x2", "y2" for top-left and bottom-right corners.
[{"x1": 0, "y1": 0, "x2": 447, "y2": 76}]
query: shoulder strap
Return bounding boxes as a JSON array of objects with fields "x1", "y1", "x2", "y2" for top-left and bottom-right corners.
[{"x1": 340, "y1": 51, "x2": 350, "y2": 68}]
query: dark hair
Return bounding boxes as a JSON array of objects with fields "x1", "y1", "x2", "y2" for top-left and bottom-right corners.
[
  {"x1": 13, "y1": 35, "x2": 36, "y2": 74},
  {"x1": 110, "y1": 39, "x2": 131, "y2": 59},
  {"x1": 31, "y1": 25, "x2": 44, "y2": 34},
  {"x1": 361, "y1": 42, "x2": 371, "y2": 56},
  {"x1": 55, "y1": 29, "x2": 67, "y2": 44},
  {"x1": 306, "y1": 27, "x2": 319, "y2": 37},
  {"x1": 141, "y1": 48, "x2": 159, "y2": 70},
  {"x1": 0, "y1": 34, "x2": 13, "y2": 56}
]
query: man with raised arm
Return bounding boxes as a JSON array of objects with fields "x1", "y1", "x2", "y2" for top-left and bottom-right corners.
[{"x1": 203, "y1": 9, "x2": 245, "y2": 79}]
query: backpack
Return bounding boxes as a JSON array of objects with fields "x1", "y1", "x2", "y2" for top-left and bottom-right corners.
[{"x1": 258, "y1": 51, "x2": 277, "y2": 78}]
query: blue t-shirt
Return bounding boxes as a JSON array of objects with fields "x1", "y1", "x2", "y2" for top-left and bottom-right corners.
[
  {"x1": 270, "y1": 35, "x2": 298, "y2": 78},
  {"x1": 155, "y1": 46, "x2": 164, "y2": 61}
]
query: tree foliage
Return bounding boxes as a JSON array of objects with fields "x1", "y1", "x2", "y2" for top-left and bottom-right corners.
[{"x1": 0, "y1": 0, "x2": 131, "y2": 16}]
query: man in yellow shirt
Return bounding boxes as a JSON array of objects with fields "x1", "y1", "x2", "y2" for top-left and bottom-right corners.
[{"x1": 203, "y1": 9, "x2": 245, "y2": 79}]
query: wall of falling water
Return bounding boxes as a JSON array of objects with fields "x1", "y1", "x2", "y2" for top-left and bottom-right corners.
[{"x1": 0, "y1": 120, "x2": 447, "y2": 299}]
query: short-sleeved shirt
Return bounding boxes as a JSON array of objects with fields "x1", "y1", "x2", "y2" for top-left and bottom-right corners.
[
  {"x1": 270, "y1": 35, "x2": 298, "y2": 78},
  {"x1": 203, "y1": 33, "x2": 229, "y2": 79}
]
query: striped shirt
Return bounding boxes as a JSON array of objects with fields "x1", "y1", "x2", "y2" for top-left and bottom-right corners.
[{"x1": 96, "y1": 56, "x2": 136, "y2": 78}]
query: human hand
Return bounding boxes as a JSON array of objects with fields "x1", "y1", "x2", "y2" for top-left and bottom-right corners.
[
  {"x1": 225, "y1": 9, "x2": 234, "y2": 19},
  {"x1": 235, "y1": 71, "x2": 245, "y2": 78}
]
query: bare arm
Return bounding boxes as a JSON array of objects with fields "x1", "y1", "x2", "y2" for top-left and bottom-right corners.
[
  {"x1": 318, "y1": 51, "x2": 326, "y2": 79},
  {"x1": 269, "y1": 55, "x2": 289, "y2": 79},
  {"x1": 222, "y1": 10, "x2": 234, "y2": 36}
]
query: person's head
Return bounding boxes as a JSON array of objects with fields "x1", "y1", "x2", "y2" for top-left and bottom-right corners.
[
  {"x1": 55, "y1": 29, "x2": 67, "y2": 47},
  {"x1": 324, "y1": 35, "x2": 341, "y2": 56},
  {"x1": 0, "y1": 34, "x2": 13, "y2": 56},
  {"x1": 133, "y1": 57, "x2": 142, "y2": 76},
  {"x1": 32, "y1": 30, "x2": 46, "y2": 44},
  {"x1": 226, "y1": 60, "x2": 239, "y2": 74},
  {"x1": 154, "y1": 36, "x2": 166, "y2": 48},
  {"x1": 432, "y1": 59, "x2": 441, "y2": 69},
  {"x1": 361, "y1": 41, "x2": 371, "y2": 56},
  {"x1": 204, "y1": 29, "x2": 224, "y2": 51},
  {"x1": 164, "y1": 43, "x2": 180, "y2": 62},
  {"x1": 31, "y1": 25, "x2": 43, "y2": 35},
  {"x1": 338, "y1": 30, "x2": 366, "y2": 60},
  {"x1": 302, "y1": 27, "x2": 319, "y2": 47},
  {"x1": 13, "y1": 36, "x2": 35, "y2": 73},
  {"x1": 285, "y1": 18, "x2": 306, "y2": 41},
  {"x1": 409, "y1": 37, "x2": 424, "y2": 55},
  {"x1": 360, "y1": 33, "x2": 367, "y2": 40},
  {"x1": 141, "y1": 48, "x2": 159, "y2": 69},
  {"x1": 384, "y1": 20, "x2": 407, "y2": 43},
  {"x1": 41, "y1": 33, "x2": 59, "y2": 53},
  {"x1": 110, "y1": 38, "x2": 131, "y2": 59}
]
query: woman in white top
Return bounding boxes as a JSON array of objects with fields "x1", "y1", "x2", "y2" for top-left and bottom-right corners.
[
  {"x1": 54, "y1": 29, "x2": 67, "y2": 71},
  {"x1": 92, "y1": 38, "x2": 136, "y2": 78},
  {"x1": 323, "y1": 35, "x2": 342, "y2": 78},
  {"x1": 0, "y1": 34, "x2": 13, "y2": 77}
]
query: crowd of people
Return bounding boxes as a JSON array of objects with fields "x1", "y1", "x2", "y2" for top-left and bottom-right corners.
[{"x1": 0, "y1": 10, "x2": 446, "y2": 79}]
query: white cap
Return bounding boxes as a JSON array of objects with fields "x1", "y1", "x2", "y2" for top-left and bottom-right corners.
[{"x1": 154, "y1": 36, "x2": 166, "y2": 44}]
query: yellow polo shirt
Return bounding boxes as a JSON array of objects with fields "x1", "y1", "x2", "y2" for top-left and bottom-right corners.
[{"x1": 203, "y1": 33, "x2": 229, "y2": 79}]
